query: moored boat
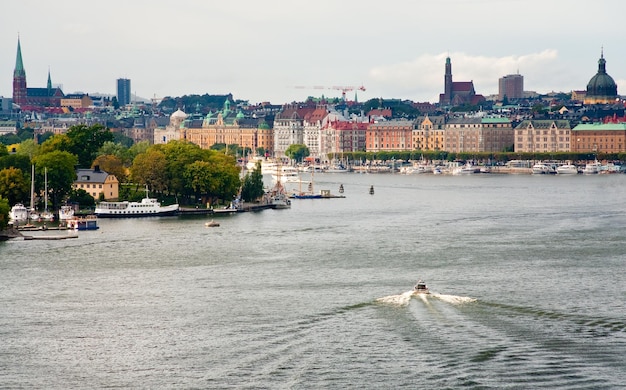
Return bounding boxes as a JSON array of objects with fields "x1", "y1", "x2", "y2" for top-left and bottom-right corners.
[
  {"x1": 582, "y1": 160, "x2": 601, "y2": 174},
  {"x1": 66, "y1": 215, "x2": 99, "y2": 230},
  {"x1": 556, "y1": 163, "x2": 578, "y2": 175},
  {"x1": 9, "y1": 203, "x2": 29, "y2": 224},
  {"x1": 95, "y1": 187, "x2": 179, "y2": 217}
]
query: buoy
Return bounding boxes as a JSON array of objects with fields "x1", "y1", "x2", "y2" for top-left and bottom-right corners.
[
  {"x1": 369, "y1": 185, "x2": 374, "y2": 195},
  {"x1": 339, "y1": 184, "x2": 344, "y2": 194}
]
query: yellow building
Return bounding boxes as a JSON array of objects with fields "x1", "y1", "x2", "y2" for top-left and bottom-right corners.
[
  {"x1": 73, "y1": 167, "x2": 119, "y2": 200},
  {"x1": 185, "y1": 100, "x2": 273, "y2": 153},
  {"x1": 60, "y1": 94, "x2": 93, "y2": 109},
  {"x1": 413, "y1": 115, "x2": 446, "y2": 150},
  {"x1": 514, "y1": 120, "x2": 571, "y2": 153}
]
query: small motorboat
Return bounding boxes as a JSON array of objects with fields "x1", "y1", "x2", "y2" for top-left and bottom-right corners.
[
  {"x1": 205, "y1": 220, "x2": 220, "y2": 227},
  {"x1": 413, "y1": 280, "x2": 430, "y2": 294}
]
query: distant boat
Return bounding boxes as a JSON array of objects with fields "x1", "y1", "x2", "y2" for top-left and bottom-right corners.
[
  {"x1": 339, "y1": 184, "x2": 344, "y2": 193},
  {"x1": 205, "y1": 220, "x2": 220, "y2": 227},
  {"x1": 556, "y1": 163, "x2": 578, "y2": 175},
  {"x1": 95, "y1": 186, "x2": 179, "y2": 217},
  {"x1": 413, "y1": 280, "x2": 430, "y2": 294},
  {"x1": 369, "y1": 185, "x2": 374, "y2": 195},
  {"x1": 582, "y1": 160, "x2": 601, "y2": 174}
]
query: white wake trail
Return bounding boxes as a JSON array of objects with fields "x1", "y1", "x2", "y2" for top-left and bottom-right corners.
[
  {"x1": 431, "y1": 293, "x2": 477, "y2": 305},
  {"x1": 375, "y1": 290, "x2": 414, "y2": 306}
]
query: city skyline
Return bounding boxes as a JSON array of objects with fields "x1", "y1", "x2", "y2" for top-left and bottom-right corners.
[{"x1": 1, "y1": 0, "x2": 625, "y2": 105}]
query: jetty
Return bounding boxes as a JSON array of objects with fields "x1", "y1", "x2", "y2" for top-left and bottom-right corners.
[{"x1": 23, "y1": 233, "x2": 79, "y2": 240}]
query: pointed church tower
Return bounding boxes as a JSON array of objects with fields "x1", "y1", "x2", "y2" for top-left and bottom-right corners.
[
  {"x1": 441, "y1": 57, "x2": 453, "y2": 105},
  {"x1": 13, "y1": 36, "x2": 27, "y2": 106}
]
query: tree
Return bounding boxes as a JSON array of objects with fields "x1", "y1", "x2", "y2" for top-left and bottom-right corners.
[
  {"x1": 98, "y1": 141, "x2": 132, "y2": 166},
  {"x1": 240, "y1": 161, "x2": 265, "y2": 202},
  {"x1": 0, "y1": 167, "x2": 30, "y2": 206},
  {"x1": 130, "y1": 149, "x2": 168, "y2": 194},
  {"x1": 38, "y1": 134, "x2": 71, "y2": 155},
  {"x1": 0, "y1": 196, "x2": 9, "y2": 230},
  {"x1": 65, "y1": 124, "x2": 114, "y2": 167},
  {"x1": 285, "y1": 144, "x2": 310, "y2": 163},
  {"x1": 32, "y1": 151, "x2": 78, "y2": 212},
  {"x1": 67, "y1": 188, "x2": 95, "y2": 209},
  {"x1": 92, "y1": 154, "x2": 127, "y2": 183}
]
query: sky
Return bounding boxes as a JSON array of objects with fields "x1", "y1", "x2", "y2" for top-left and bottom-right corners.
[{"x1": 2, "y1": 0, "x2": 625, "y2": 105}]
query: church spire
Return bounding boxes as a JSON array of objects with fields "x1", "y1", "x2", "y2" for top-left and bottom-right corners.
[
  {"x1": 47, "y1": 67, "x2": 52, "y2": 90},
  {"x1": 14, "y1": 36, "x2": 26, "y2": 78}
]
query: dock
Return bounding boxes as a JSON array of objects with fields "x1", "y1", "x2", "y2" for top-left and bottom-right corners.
[{"x1": 23, "y1": 233, "x2": 79, "y2": 240}]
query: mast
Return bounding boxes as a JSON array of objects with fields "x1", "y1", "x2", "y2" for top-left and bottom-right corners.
[
  {"x1": 44, "y1": 167, "x2": 48, "y2": 212},
  {"x1": 30, "y1": 164, "x2": 35, "y2": 211}
]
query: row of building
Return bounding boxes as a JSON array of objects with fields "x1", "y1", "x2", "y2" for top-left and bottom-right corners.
[{"x1": 91, "y1": 100, "x2": 626, "y2": 158}]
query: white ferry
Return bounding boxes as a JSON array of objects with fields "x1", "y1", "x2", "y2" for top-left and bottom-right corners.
[{"x1": 95, "y1": 187, "x2": 179, "y2": 218}]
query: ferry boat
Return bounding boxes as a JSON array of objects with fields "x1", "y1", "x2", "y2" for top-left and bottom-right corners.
[
  {"x1": 95, "y1": 187, "x2": 179, "y2": 218},
  {"x1": 413, "y1": 280, "x2": 430, "y2": 294}
]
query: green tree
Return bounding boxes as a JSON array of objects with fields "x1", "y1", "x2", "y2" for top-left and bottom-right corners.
[
  {"x1": 0, "y1": 167, "x2": 30, "y2": 206},
  {"x1": 285, "y1": 144, "x2": 310, "y2": 163},
  {"x1": 65, "y1": 124, "x2": 114, "y2": 167},
  {"x1": 0, "y1": 154, "x2": 31, "y2": 173},
  {"x1": 32, "y1": 151, "x2": 78, "y2": 211},
  {"x1": 160, "y1": 141, "x2": 206, "y2": 197},
  {"x1": 67, "y1": 188, "x2": 96, "y2": 209},
  {"x1": 38, "y1": 134, "x2": 72, "y2": 155},
  {"x1": 0, "y1": 196, "x2": 10, "y2": 230},
  {"x1": 130, "y1": 149, "x2": 168, "y2": 194},
  {"x1": 98, "y1": 141, "x2": 132, "y2": 165},
  {"x1": 241, "y1": 161, "x2": 265, "y2": 202}
]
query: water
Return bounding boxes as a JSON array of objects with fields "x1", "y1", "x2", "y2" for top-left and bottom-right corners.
[{"x1": 1, "y1": 173, "x2": 625, "y2": 388}]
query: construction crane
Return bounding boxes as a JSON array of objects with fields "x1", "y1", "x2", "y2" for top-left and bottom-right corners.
[{"x1": 294, "y1": 85, "x2": 366, "y2": 101}]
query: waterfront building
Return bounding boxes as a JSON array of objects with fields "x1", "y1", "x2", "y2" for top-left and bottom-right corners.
[
  {"x1": 439, "y1": 57, "x2": 485, "y2": 107},
  {"x1": 302, "y1": 106, "x2": 331, "y2": 159},
  {"x1": 413, "y1": 115, "x2": 446, "y2": 150},
  {"x1": 273, "y1": 104, "x2": 316, "y2": 158},
  {"x1": 73, "y1": 167, "x2": 119, "y2": 200},
  {"x1": 584, "y1": 50, "x2": 618, "y2": 105},
  {"x1": 366, "y1": 120, "x2": 413, "y2": 152},
  {"x1": 513, "y1": 120, "x2": 571, "y2": 153},
  {"x1": 445, "y1": 117, "x2": 514, "y2": 153},
  {"x1": 154, "y1": 108, "x2": 187, "y2": 144},
  {"x1": 117, "y1": 78, "x2": 131, "y2": 107},
  {"x1": 571, "y1": 122, "x2": 626, "y2": 153},
  {"x1": 320, "y1": 120, "x2": 367, "y2": 156},
  {"x1": 498, "y1": 74, "x2": 524, "y2": 100},
  {"x1": 12, "y1": 37, "x2": 64, "y2": 109},
  {"x1": 185, "y1": 99, "x2": 273, "y2": 154}
]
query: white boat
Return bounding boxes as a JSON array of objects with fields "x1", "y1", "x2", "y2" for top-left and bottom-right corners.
[
  {"x1": 401, "y1": 164, "x2": 433, "y2": 174},
  {"x1": 532, "y1": 163, "x2": 556, "y2": 175},
  {"x1": 58, "y1": 205, "x2": 75, "y2": 220},
  {"x1": 95, "y1": 186, "x2": 179, "y2": 217},
  {"x1": 9, "y1": 203, "x2": 29, "y2": 223},
  {"x1": 413, "y1": 280, "x2": 430, "y2": 294},
  {"x1": 271, "y1": 166, "x2": 299, "y2": 183},
  {"x1": 66, "y1": 215, "x2": 99, "y2": 230},
  {"x1": 556, "y1": 163, "x2": 578, "y2": 175},
  {"x1": 452, "y1": 162, "x2": 479, "y2": 175},
  {"x1": 582, "y1": 160, "x2": 601, "y2": 174}
]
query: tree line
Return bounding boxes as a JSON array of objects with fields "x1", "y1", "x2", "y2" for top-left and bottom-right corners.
[{"x1": 0, "y1": 124, "x2": 260, "y2": 225}]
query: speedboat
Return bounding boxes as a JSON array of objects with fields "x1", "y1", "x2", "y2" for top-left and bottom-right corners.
[
  {"x1": 556, "y1": 163, "x2": 578, "y2": 175},
  {"x1": 413, "y1": 280, "x2": 430, "y2": 294}
]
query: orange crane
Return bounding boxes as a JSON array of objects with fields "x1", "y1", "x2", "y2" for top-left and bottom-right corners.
[{"x1": 294, "y1": 85, "x2": 366, "y2": 101}]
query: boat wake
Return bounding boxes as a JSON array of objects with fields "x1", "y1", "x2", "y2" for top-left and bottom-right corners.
[{"x1": 376, "y1": 291, "x2": 476, "y2": 307}]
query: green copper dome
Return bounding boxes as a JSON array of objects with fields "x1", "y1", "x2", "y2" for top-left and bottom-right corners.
[{"x1": 586, "y1": 51, "x2": 617, "y2": 98}]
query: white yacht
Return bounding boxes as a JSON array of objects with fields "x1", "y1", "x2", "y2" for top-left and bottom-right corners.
[
  {"x1": 556, "y1": 163, "x2": 578, "y2": 175},
  {"x1": 532, "y1": 163, "x2": 556, "y2": 174},
  {"x1": 271, "y1": 166, "x2": 299, "y2": 183},
  {"x1": 582, "y1": 160, "x2": 602, "y2": 174},
  {"x1": 9, "y1": 203, "x2": 29, "y2": 224}
]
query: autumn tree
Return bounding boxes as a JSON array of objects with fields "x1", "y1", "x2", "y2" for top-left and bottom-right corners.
[{"x1": 92, "y1": 154, "x2": 127, "y2": 183}]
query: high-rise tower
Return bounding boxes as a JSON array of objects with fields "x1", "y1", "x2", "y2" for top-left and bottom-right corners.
[{"x1": 117, "y1": 78, "x2": 131, "y2": 106}]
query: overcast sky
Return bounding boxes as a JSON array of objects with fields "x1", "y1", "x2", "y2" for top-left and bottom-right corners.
[{"x1": 1, "y1": 0, "x2": 625, "y2": 105}]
